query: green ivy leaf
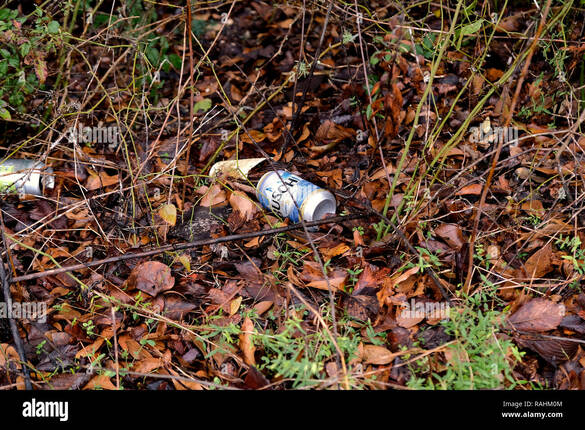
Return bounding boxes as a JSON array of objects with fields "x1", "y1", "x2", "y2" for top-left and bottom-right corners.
[
  {"x1": 194, "y1": 98, "x2": 212, "y2": 113},
  {"x1": 167, "y1": 53, "x2": 182, "y2": 70},
  {"x1": 0, "y1": 105, "x2": 11, "y2": 120},
  {"x1": 47, "y1": 20, "x2": 59, "y2": 34},
  {"x1": 0, "y1": 8, "x2": 11, "y2": 21},
  {"x1": 366, "y1": 104, "x2": 373, "y2": 120},
  {"x1": 20, "y1": 42, "x2": 31, "y2": 57},
  {"x1": 460, "y1": 20, "x2": 483, "y2": 36},
  {"x1": 146, "y1": 46, "x2": 159, "y2": 66}
]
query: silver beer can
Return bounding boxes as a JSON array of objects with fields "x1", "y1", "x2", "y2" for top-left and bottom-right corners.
[
  {"x1": 256, "y1": 170, "x2": 336, "y2": 223},
  {"x1": 0, "y1": 159, "x2": 54, "y2": 196}
]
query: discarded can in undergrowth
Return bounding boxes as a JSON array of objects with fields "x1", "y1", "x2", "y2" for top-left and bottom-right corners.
[
  {"x1": 256, "y1": 170, "x2": 336, "y2": 223},
  {"x1": 0, "y1": 159, "x2": 54, "y2": 196}
]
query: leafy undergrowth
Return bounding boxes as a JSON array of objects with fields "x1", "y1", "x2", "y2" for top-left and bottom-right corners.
[{"x1": 1, "y1": 0, "x2": 585, "y2": 390}]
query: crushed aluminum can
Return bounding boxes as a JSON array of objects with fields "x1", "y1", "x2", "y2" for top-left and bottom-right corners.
[
  {"x1": 256, "y1": 170, "x2": 336, "y2": 223},
  {"x1": 0, "y1": 159, "x2": 54, "y2": 196}
]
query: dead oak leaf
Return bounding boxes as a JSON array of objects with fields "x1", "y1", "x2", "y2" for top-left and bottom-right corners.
[
  {"x1": 86, "y1": 171, "x2": 119, "y2": 191},
  {"x1": 0, "y1": 344, "x2": 21, "y2": 369},
  {"x1": 128, "y1": 261, "x2": 175, "y2": 297},
  {"x1": 198, "y1": 184, "x2": 227, "y2": 207},
  {"x1": 508, "y1": 298, "x2": 565, "y2": 332},
  {"x1": 158, "y1": 203, "x2": 177, "y2": 226},
  {"x1": 315, "y1": 120, "x2": 355, "y2": 143},
  {"x1": 299, "y1": 261, "x2": 347, "y2": 291},
  {"x1": 521, "y1": 200, "x2": 545, "y2": 218},
  {"x1": 456, "y1": 183, "x2": 483, "y2": 196},
  {"x1": 163, "y1": 295, "x2": 197, "y2": 320},
  {"x1": 320, "y1": 243, "x2": 350, "y2": 260},
  {"x1": 434, "y1": 223, "x2": 465, "y2": 251},
  {"x1": 396, "y1": 304, "x2": 425, "y2": 328},
  {"x1": 133, "y1": 357, "x2": 163, "y2": 374},
  {"x1": 75, "y1": 338, "x2": 105, "y2": 359},
  {"x1": 83, "y1": 374, "x2": 117, "y2": 390},
  {"x1": 376, "y1": 266, "x2": 420, "y2": 308},
  {"x1": 363, "y1": 344, "x2": 396, "y2": 365},
  {"x1": 524, "y1": 243, "x2": 553, "y2": 279},
  {"x1": 239, "y1": 317, "x2": 256, "y2": 366},
  {"x1": 240, "y1": 130, "x2": 266, "y2": 144},
  {"x1": 229, "y1": 191, "x2": 257, "y2": 221}
]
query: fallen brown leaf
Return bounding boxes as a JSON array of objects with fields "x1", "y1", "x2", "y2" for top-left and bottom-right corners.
[
  {"x1": 300, "y1": 261, "x2": 348, "y2": 291},
  {"x1": 83, "y1": 374, "x2": 117, "y2": 390},
  {"x1": 253, "y1": 301, "x2": 273, "y2": 315},
  {"x1": 158, "y1": 203, "x2": 177, "y2": 226},
  {"x1": 515, "y1": 335, "x2": 578, "y2": 365},
  {"x1": 168, "y1": 368, "x2": 203, "y2": 390},
  {"x1": 229, "y1": 191, "x2": 257, "y2": 221},
  {"x1": 239, "y1": 317, "x2": 256, "y2": 366},
  {"x1": 163, "y1": 295, "x2": 197, "y2": 319},
  {"x1": 508, "y1": 298, "x2": 565, "y2": 332},
  {"x1": 0, "y1": 344, "x2": 20, "y2": 369},
  {"x1": 363, "y1": 344, "x2": 395, "y2": 365},
  {"x1": 118, "y1": 335, "x2": 151, "y2": 360},
  {"x1": 377, "y1": 266, "x2": 419, "y2": 307},
  {"x1": 396, "y1": 304, "x2": 425, "y2": 328},
  {"x1": 435, "y1": 223, "x2": 465, "y2": 250},
  {"x1": 315, "y1": 119, "x2": 355, "y2": 143},
  {"x1": 75, "y1": 338, "x2": 105, "y2": 359},
  {"x1": 128, "y1": 261, "x2": 175, "y2": 297},
  {"x1": 520, "y1": 200, "x2": 545, "y2": 218},
  {"x1": 133, "y1": 356, "x2": 163, "y2": 374},
  {"x1": 86, "y1": 171, "x2": 119, "y2": 191},
  {"x1": 456, "y1": 183, "x2": 483, "y2": 196},
  {"x1": 321, "y1": 243, "x2": 350, "y2": 260},
  {"x1": 524, "y1": 243, "x2": 553, "y2": 279},
  {"x1": 240, "y1": 129, "x2": 266, "y2": 144},
  {"x1": 198, "y1": 184, "x2": 227, "y2": 207}
]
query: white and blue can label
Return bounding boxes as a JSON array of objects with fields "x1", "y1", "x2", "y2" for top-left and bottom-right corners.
[
  {"x1": 256, "y1": 170, "x2": 336, "y2": 223},
  {"x1": 0, "y1": 159, "x2": 54, "y2": 196}
]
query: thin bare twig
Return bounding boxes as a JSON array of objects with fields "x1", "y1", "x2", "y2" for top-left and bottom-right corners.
[
  {"x1": 0, "y1": 244, "x2": 32, "y2": 390},
  {"x1": 464, "y1": 0, "x2": 554, "y2": 294},
  {"x1": 284, "y1": 0, "x2": 334, "y2": 154},
  {"x1": 181, "y1": 0, "x2": 196, "y2": 210},
  {"x1": 110, "y1": 306, "x2": 120, "y2": 389},
  {"x1": 10, "y1": 213, "x2": 366, "y2": 284}
]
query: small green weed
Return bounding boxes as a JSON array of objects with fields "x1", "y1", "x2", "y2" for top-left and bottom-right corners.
[{"x1": 0, "y1": 7, "x2": 61, "y2": 118}]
